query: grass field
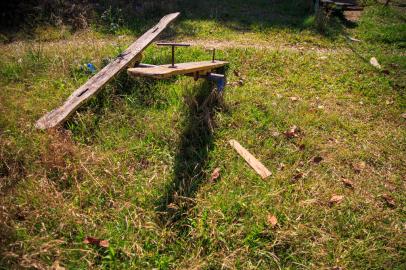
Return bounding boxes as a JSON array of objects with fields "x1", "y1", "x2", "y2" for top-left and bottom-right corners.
[{"x1": 1, "y1": 0, "x2": 405, "y2": 269}]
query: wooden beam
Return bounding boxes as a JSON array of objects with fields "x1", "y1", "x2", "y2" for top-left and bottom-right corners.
[
  {"x1": 35, "y1": 12, "x2": 180, "y2": 129},
  {"x1": 127, "y1": 60, "x2": 228, "y2": 79},
  {"x1": 229, "y1": 139, "x2": 272, "y2": 179}
]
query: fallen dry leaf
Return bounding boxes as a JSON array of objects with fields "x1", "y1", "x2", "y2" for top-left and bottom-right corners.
[
  {"x1": 83, "y1": 237, "x2": 109, "y2": 248},
  {"x1": 329, "y1": 195, "x2": 344, "y2": 205},
  {"x1": 401, "y1": 112, "x2": 406, "y2": 120},
  {"x1": 328, "y1": 137, "x2": 339, "y2": 144},
  {"x1": 342, "y1": 178, "x2": 354, "y2": 189},
  {"x1": 284, "y1": 125, "x2": 301, "y2": 138},
  {"x1": 209, "y1": 167, "x2": 221, "y2": 182},
  {"x1": 292, "y1": 172, "x2": 304, "y2": 182},
  {"x1": 289, "y1": 96, "x2": 299, "y2": 102},
  {"x1": 267, "y1": 214, "x2": 278, "y2": 228},
  {"x1": 233, "y1": 70, "x2": 241, "y2": 77},
  {"x1": 370, "y1": 57, "x2": 381, "y2": 69},
  {"x1": 167, "y1": 203, "x2": 179, "y2": 210},
  {"x1": 313, "y1": 156, "x2": 323, "y2": 164},
  {"x1": 353, "y1": 161, "x2": 366, "y2": 173},
  {"x1": 381, "y1": 194, "x2": 396, "y2": 208}
]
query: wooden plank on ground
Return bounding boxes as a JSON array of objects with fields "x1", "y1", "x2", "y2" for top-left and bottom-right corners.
[
  {"x1": 127, "y1": 60, "x2": 228, "y2": 79},
  {"x1": 35, "y1": 12, "x2": 180, "y2": 129},
  {"x1": 229, "y1": 139, "x2": 271, "y2": 179}
]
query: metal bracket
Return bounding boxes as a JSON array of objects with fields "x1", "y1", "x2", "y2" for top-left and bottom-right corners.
[{"x1": 205, "y1": 73, "x2": 226, "y2": 93}]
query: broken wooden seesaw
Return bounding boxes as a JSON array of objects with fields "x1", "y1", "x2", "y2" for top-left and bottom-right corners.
[{"x1": 35, "y1": 12, "x2": 228, "y2": 130}]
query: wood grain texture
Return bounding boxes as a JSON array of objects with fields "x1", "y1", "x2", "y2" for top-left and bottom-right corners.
[
  {"x1": 127, "y1": 60, "x2": 228, "y2": 79},
  {"x1": 35, "y1": 12, "x2": 180, "y2": 129},
  {"x1": 229, "y1": 139, "x2": 271, "y2": 179}
]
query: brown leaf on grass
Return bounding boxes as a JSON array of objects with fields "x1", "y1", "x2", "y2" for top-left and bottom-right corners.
[
  {"x1": 292, "y1": 172, "x2": 303, "y2": 182},
  {"x1": 83, "y1": 237, "x2": 109, "y2": 248},
  {"x1": 381, "y1": 194, "x2": 396, "y2": 208},
  {"x1": 267, "y1": 214, "x2": 278, "y2": 228},
  {"x1": 401, "y1": 112, "x2": 406, "y2": 120},
  {"x1": 313, "y1": 156, "x2": 323, "y2": 164},
  {"x1": 353, "y1": 161, "x2": 366, "y2": 173},
  {"x1": 328, "y1": 137, "x2": 339, "y2": 144},
  {"x1": 289, "y1": 96, "x2": 299, "y2": 102},
  {"x1": 99, "y1": 240, "x2": 109, "y2": 248},
  {"x1": 329, "y1": 195, "x2": 344, "y2": 206},
  {"x1": 209, "y1": 167, "x2": 221, "y2": 182},
  {"x1": 233, "y1": 70, "x2": 241, "y2": 77},
  {"x1": 342, "y1": 178, "x2": 354, "y2": 189},
  {"x1": 167, "y1": 203, "x2": 179, "y2": 210},
  {"x1": 284, "y1": 125, "x2": 301, "y2": 138},
  {"x1": 370, "y1": 57, "x2": 381, "y2": 69}
]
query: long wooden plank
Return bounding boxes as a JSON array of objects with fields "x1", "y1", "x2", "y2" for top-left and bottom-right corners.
[
  {"x1": 127, "y1": 60, "x2": 228, "y2": 79},
  {"x1": 229, "y1": 139, "x2": 271, "y2": 179},
  {"x1": 35, "y1": 12, "x2": 180, "y2": 129}
]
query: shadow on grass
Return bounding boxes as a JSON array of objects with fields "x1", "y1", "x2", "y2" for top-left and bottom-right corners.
[
  {"x1": 155, "y1": 81, "x2": 223, "y2": 226},
  {"x1": 64, "y1": 70, "x2": 177, "y2": 144},
  {"x1": 122, "y1": 0, "x2": 323, "y2": 37}
]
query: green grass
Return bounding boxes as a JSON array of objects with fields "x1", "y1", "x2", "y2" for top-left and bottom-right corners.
[{"x1": 1, "y1": 1, "x2": 405, "y2": 269}]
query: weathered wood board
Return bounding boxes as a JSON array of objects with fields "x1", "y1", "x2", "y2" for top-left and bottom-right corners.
[
  {"x1": 35, "y1": 12, "x2": 180, "y2": 129},
  {"x1": 229, "y1": 139, "x2": 272, "y2": 179},
  {"x1": 127, "y1": 60, "x2": 228, "y2": 79}
]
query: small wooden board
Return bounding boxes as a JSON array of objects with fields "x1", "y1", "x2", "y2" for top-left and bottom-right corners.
[
  {"x1": 35, "y1": 12, "x2": 180, "y2": 129},
  {"x1": 229, "y1": 139, "x2": 272, "y2": 179},
  {"x1": 127, "y1": 61, "x2": 228, "y2": 79}
]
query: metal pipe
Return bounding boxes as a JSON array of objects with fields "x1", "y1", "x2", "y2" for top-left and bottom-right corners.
[
  {"x1": 156, "y1": 42, "x2": 190, "y2": 68},
  {"x1": 171, "y1": 45, "x2": 175, "y2": 68}
]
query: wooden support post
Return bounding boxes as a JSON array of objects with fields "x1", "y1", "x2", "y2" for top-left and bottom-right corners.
[{"x1": 35, "y1": 12, "x2": 180, "y2": 129}]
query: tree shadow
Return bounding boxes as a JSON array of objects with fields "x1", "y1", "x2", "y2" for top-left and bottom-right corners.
[
  {"x1": 1, "y1": 0, "x2": 355, "y2": 41},
  {"x1": 155, "y1": 80, "x2": 223, "y2": 226},
  {"x1": 127, "y1": 0, "x2": 321, "y2": 37}
]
